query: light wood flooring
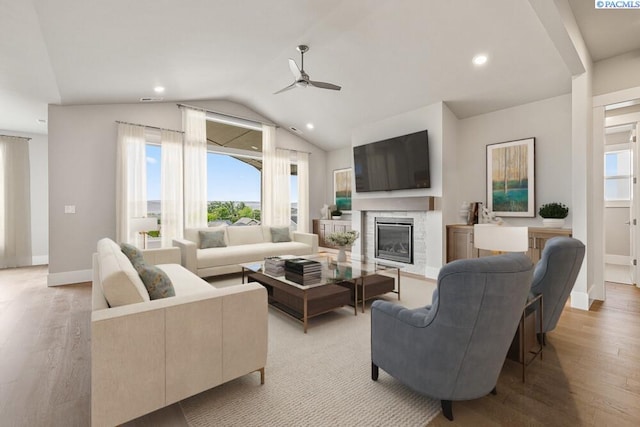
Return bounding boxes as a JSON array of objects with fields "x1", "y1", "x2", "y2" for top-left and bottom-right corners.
[{"x1": 1, "y1": 265, "x2": 640, "y2": 426}]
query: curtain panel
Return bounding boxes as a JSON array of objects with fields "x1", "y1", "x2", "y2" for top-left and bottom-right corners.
[
  {"x1": 0, "y1": 136, "x2": 32, "y2": 268},
  {"x1": 161, "y1": 129, "x2": 184, "y2": 247},
  {"x1": 116, "y1": 123, "x2": 147, "y2": 244},
  {"x1": 272, "y1": 148, "x2": 291, "y2": 226},
  {"x1": 182, "y1": 108, "x2": 208, "y2": 228},
  {"x1": 297, "y1": 151, "x2": 310, "y2": 233},
  {"x1": 261, "y1": 124, "x2": 277, "y2": 225}
]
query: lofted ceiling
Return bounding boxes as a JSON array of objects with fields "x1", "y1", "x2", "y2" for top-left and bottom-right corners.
[{"x1": 1, "y1": 0, "x2": 640, "y2": 151}]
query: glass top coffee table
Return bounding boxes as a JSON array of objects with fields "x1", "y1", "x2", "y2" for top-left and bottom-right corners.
[{"x1": 240, "y1": 254, "x2": 401, "y2": 333}]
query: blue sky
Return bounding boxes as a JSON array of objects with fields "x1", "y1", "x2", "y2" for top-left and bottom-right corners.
[{"x1": 146, "y1": 146, "x2": 298, "y2": 202}]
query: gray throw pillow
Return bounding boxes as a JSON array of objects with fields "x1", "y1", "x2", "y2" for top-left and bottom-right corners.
[
  {"x1": 271, "y1": 226, "x2": 291, "y2": 243},
  {"x1": 121, "y1": 243, "x2": 145, "y2": 270},
  {"x1": 200, "y1": 230, "x2": 227, "y2": 249},
  {"x1": 137, "y1": 264, "x2": 175, "y2": 299}
]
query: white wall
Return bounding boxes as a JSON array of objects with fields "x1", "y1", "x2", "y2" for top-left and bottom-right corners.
[
  {"x1": 349, "y1": 102, "x2": 447, "y2": 278},
  {"x1": 593, "y1": 49, "x2": 640, "y2": 97},
  {"x1": 456, "y1": 94, "x2": 573, "y2": 227},
  {"x1": 0, "y1": 129, "x2": 49, "y2": 265},
  {"x1": 47, "y1": 100, "x2": 324, "y2": 285}
]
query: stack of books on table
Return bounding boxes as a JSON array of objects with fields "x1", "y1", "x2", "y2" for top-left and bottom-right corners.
[
  {"x1": 284, "y1": 258, "x2": 322, "y2": 285},
  {"x1": 264, "y1": 256, "x2": 286, "y2": 276}
]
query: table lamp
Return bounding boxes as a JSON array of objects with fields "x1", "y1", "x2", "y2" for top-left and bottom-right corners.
[
  {"x1": 130, "y1": 217, "x2": 159, "y2": 248},
  {"x1": 473, "y1": 224, "x2": 528, "y2": 253}
]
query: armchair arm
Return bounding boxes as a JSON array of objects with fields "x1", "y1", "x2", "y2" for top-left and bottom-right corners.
[
  {"x1": 172, "y1": 238, "x2": 197, "y2": 273},
  {"x1": 142, "y1": 247, "x2": 181, "y2": 265},
  {"x1": 371, "y1": 300, "x2": 436, "y2": 328},
  {"x1": 292, "y1": 231, "x2": 318, "y2": 253}
]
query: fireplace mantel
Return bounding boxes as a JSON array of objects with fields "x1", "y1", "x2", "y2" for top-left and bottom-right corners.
[{"x1": 352, "y1": 196, "x2": 437, "y2": 212}]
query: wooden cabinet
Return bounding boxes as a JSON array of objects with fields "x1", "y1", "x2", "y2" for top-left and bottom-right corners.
[
  {"x1": 446, "y1": 224, "x2": 572, "y2": 263},
  {"x1": 313, "y1": 219, "x2": 352, "y2": 249}
]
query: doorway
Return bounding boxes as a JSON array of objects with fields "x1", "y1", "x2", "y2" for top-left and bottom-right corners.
[{"x1": 603, "y1": 103, "x2": 640, "y2": 288}]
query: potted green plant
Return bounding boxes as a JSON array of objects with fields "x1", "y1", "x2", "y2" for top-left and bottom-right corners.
[
  {"x1": 538, "y1": 202, "x2": 569, "y2": 228},
  {"x1": 331, "y1": 209, "x2": 343, "y2": 219}
]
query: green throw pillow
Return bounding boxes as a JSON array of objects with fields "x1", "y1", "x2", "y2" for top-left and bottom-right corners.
[
  {"x1": 199, "y1": 230, "x2": 227, "y2": 249},
  {"x1": 271, "y1": 226, "x2": 291, "y2": 243},
  {"x1": 137, "y1": 264, "x2": 175, "y2": 299},
  {"x1": 121, "y1": 243, "x2": 145, "y2": 270}
]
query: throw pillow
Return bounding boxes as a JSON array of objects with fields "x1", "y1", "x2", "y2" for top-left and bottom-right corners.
[
  {"x1": 137, "y1": 264, "x2": 176, "y2": 299},
  {"x1": 200, "y1": 230, "x2": 227, "y2": 249},
  {"x1": 271, "y1": 226, "x2": 291, "y2": 243},
  {"x1": 121, "y1": 243, "x2": 146, "y2": 271}
]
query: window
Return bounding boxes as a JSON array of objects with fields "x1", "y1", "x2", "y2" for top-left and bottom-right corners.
[
  {"x1": 604, "y1": 149, "x2": 632, "y2": 201},
  {"x1": 207, "y1": 152, "x2": 261, "y2": 225},
  {"x1": 146, "y1": 143, "x2": 161, "y2": 219}
]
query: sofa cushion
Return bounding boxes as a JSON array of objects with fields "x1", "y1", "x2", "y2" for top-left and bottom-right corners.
[
  {"x1": 197, "y1": 241, "x2": 313, "y2": 269},
  {"x1": 137, "y1": 264, "x2": 176, "y2": 299},
  {"x1": 270, "y1": 226, "x2": 292, "y2": 243},
  {"x1": 185, "y1": 226, "x2": 228, "y2": 248},
  {"x1": 120, "y1": 242, "x2": 145, "y2": 269},
  {"x1": 97, "y1": 238, "x2": 150, "y2": 307},
  {"x1": 199, "y1": 230, "x2": 227, "y2": 249},
  {"x1": 227, "y1": 225, "x2": 265, "y2": 246},
  {"x1": 157, "y1": 263, "x2": 214, "y2": 295}
]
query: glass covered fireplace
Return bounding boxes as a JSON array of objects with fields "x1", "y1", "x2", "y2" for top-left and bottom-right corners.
[{"x1": 375, "y1": 217, "x2": 414, "y2": 264}]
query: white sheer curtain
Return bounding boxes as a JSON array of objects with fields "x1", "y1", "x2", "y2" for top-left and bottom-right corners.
[
  {"x1": 0, "y1": 136, "x2": 32, "y2": 268},
  {"x1": 272, "y1": 148, "x2": 291, "y2": 226},
  {"x1": 296, "y1": 151, "x2": 310, "y2": 232},
  {"x1": 261, "y1": 124, "x2": 277, "y2": 225},
  {"x1": 116, "y1": 123, "x2": 147, "y2": 244},
  {"x1": 161, "y1": 130, "x2": 184, "y2": 247},
  {"x1": 182, "y1": 107, "x2": 208, "y2": 228}
]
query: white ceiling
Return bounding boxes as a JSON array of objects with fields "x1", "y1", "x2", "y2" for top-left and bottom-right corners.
[{"x1": 1, "y1": 0, "x2": 639, "y2": 151}]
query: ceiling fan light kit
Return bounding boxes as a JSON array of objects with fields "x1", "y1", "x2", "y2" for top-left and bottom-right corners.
[{"x1": 274, "y1": 45, "x2": 341, "y2": 94}]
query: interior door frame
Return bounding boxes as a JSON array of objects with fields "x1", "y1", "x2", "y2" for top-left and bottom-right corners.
[{"x1": 594, "y1": 87, "x2": 640, "y2": 296}]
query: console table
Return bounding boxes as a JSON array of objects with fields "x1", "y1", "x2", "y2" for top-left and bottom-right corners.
[
  {"x1": 446, "y1": 224, "x2": 572, "y2": 263},
  {"x1": 313, "y1": 219, "x2": 352, "y2": 249}
]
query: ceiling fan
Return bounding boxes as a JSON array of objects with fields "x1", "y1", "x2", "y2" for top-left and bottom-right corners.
[{"x1": 274, "y1": 45, "x2": 341, "y2": 94}]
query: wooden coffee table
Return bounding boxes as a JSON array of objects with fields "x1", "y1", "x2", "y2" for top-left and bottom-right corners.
[{"x1": 240, "y1": 255, "x2": 401, "y2": 332}]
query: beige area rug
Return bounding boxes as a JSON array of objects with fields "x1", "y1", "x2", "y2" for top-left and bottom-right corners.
[{"x1": 180, "y1": 273, "x2": 441, "y2": 427}]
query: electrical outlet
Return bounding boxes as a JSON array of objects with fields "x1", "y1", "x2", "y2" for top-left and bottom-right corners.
[{"x1": 64, "y1": 205, "x2": 76, "y2": 214}]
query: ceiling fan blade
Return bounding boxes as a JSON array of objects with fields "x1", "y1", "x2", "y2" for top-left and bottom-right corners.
[
  {"x1": 309, "y1": 80, "x2": 341, "y2": 91},
  {"x1": 288, "y1": 58, "x2": 302, "y2": 80},
  {"x1": 274, "y1": 82, "x2": 297, "y2": 95}
]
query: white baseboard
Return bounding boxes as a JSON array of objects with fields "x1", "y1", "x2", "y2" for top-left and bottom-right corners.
[
  {"x1": 570, "y1": 289, "x2": 593, "y2": 310},
  {"x1": 47, "y1": 269, "x2": 92, "y2": 287},
  {"x1": 32, "y1": 255, "x2": 49, "y2": 266}
]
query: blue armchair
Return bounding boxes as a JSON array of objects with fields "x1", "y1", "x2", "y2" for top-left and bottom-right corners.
[
  {"x1": 530, "y1": 236, "x2": 585, "y2": 343},
  {"x1": 371, "y1": 253, "x2": 534, "y2": 421}
]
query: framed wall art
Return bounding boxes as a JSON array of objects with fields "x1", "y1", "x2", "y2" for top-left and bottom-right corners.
[
  {"x1": 333, "y1": 168, "x2": 352, "y2": 212},
  {"x1": 486, "y1": 137, "x2": 535, "y2": 217}
]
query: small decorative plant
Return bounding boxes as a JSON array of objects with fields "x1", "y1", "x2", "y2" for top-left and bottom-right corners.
[
  {"x1": 331, "y1": 209, "x2": 343, "y2": 217},
  {"x1": 538, "y1": 203, "x2": 569, "y2": 219},
  {"x1": 145, "y1": 230, "x2": 160, "y2": 238},
  {"x1": 326, "y1": 230, "x2": 359, "y2": 247}
]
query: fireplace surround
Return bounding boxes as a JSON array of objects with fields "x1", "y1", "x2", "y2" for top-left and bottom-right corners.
[{"x1": 375, "y1": 217, "x2": 414, "y2": 264}]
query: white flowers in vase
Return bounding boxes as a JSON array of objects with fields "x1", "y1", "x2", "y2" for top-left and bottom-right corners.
[{"x1": 326, "y1": 230, "x2": 359, "y2": 247}]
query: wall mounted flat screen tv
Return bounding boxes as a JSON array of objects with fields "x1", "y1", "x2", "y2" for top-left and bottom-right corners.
[{"x1": 353, "y1": 130, "x2": 430, "y2": 192}]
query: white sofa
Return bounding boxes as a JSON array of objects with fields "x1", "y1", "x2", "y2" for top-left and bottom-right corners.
[
  {"x1": 173, "y1": 225, "x2": 318, "y2": 277},
  {"x1": 91, "y1": 238, "x2": 268, "y2": 427}
]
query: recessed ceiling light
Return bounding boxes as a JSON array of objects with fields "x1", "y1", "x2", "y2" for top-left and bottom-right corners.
[
  {"x1": 472, "y1": 54, "x2": 488, "y2": 66},
  {"x1": 306, "y1": 123, "x2": 314, "y2": 130},
  {"x1": 154, "y1": 86, "x2": 165, "y2": 93},
  {"x1": 251, "y1": 145, "x2": 258, "y2": 150},
  {"x1": 37, "y1": 119, "x2": 47, "y2": 124}
]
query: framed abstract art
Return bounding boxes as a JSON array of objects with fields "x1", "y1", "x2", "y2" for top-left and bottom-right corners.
[{"x1": 486, "y1": 137, "x2": 535, "y2": 217}]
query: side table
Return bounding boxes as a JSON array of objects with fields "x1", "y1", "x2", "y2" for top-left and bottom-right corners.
[{"x1": 507, "y1": 294, "x2": 543, "y2": 382}]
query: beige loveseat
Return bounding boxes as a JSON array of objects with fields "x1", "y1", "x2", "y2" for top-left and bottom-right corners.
[
  {"x1": 91, "y1": 238, "x2": 268, "y2": 427},
  {"x1": 173, "y1": 225, "x2": 318, "y2": 278}
]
